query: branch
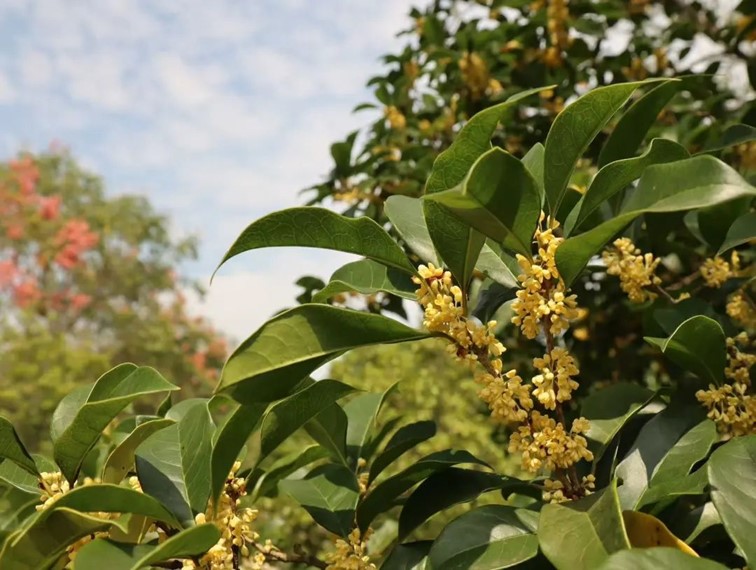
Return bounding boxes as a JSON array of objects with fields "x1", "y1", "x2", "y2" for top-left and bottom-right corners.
[{"x1": 251, "y1": 541, "x2": 328, "y2": 569}]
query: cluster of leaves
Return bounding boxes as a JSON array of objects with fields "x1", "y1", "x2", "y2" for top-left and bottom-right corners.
[
  {"x1": 0, "y1": 150, "x2": 228, "y2": 449},
  {"x1": 2, "y1": 77, "x2": 753, "y2": 568}
]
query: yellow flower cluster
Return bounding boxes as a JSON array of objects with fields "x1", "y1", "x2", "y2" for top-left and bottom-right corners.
[
  {"x1": 602, "y1": 237, "x2": 662, "y2": 303},
  {"x1": 476, "y1": 369, "x2": 534, "y2": 424},
  {"x1": 509, "y1": 413, "x2": 593, "y2": 472},
  {"x1": 696, "y1": 334, "x2": 755, "y2": 438},
  {"x1": 512, "y1": 216, "x2": 578, "y2": 339},
  {"x1": 325, "y1": 528, "x2": 376, "y2": 570},
  {"x1": 542, "y1": 474, "x2": 595, "y2": 503},
  {"x1": 700, "y1": 252, "x2": 740, "y2": 288},
  {"x1": 458, "y1": 52, "x2": 494, "y2": 99},
  {"x1": 37, "y1": 471, "x2": 70, "y2": 511},
  {"x1": 532, "y1": 348, "x2": 579, "y2": 410},
  {"x1": 186, "y1": 462, "x2": 263, "y2": 570},
  {"x1": 384, "y1": 106, "x2": 406, "y2": 130},
  {"x1": 727, "y1": 290, "x2": 756, "y2": 330}
]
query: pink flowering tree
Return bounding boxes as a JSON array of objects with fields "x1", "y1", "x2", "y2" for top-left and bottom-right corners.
[{"x1": 0, "y1": 150, "x2": 227, "y2": 449}]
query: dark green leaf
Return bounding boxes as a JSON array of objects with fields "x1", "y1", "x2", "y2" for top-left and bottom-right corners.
[
  {"x1": 699, "y1": 123, "x2": 756, "y2": 154},
  {"x1": 708, "y1": 435, "x2": 756, "y2": 566},
  {"x1": 556, "y1": 156, "x2": 756, "y2": 286},
  {"x1": 521, "y1": 143, "x2": 545, "y2": 203},
  {"x1": 644, "y1": 316, "x2": 726, "y2": 384},
  {"x1": 313, "y1": 259, "x2": 417, "y2": 303},
  {"x1": 381, "y1": 541, "x2": 431, "y2": 570},
  {"x1": 717, "y1": 212, "x2": 756, "y2": 255},
  {"x1": 598, "y1": 80, "x2": 681, "y2": 168},
  {"x1": 217, "y1": 305, "x2": 428, "y2": 404},
  {"x1": 51, "y1": 364, "x2": 177, "y2": 484},
  {"x1": 384, "y1": 196, "x2": 440, "y2": 266},
  {"x1": 545, "y1": 80, "x2": 656, "y2": 214},
  {"x1": 306, "y1": 404, "x2": 350, "y2": 465},
  {"x1": 357, "y1": 450, "x2": 489, "y2": 531},
  {"x1": 596, "y1": 548, "x2": 727, "y2": 570},
  {"x1": 429, "y1": 505, "x2": 538, "y2": 570},
  {"x1": 215, "y1": 207, "x2": 415, "y2": 277},
  {"x1": 477, "y1": 242, "x2": 520, "y2": 289},
  {"x1": 280, "y1": 463, "x2": 360, "y2": 537},
  {"x1": 369, "y1": 421, "x2": 437, "y2": 484},
  {"x1": 425, "y1": 148, "x2": 541, "y2": 256},
  {"x1": 538, "y1": 481, "x2": 630, "y2": 570},
  {"x1": 251, "y1": 445, "x2": 329, "y2": 499},
  {"x1": 343, "y1": 386, "x2": 397, "y2": 465},
  {"x1": 102, "y1": 419, "x2": 174, "y2": 484},
  {"x1": 0, "y1": 418, "x2": 38, "y2": 477}
]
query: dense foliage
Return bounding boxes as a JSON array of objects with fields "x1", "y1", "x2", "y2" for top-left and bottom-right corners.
[{"x1": 0, "y1": 150, "x2": 227, "y2": 449}]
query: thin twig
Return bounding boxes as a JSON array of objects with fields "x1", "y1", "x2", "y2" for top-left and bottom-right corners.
[{"x1": 251, "y1": 541, "x2": 328, "y2": 569}]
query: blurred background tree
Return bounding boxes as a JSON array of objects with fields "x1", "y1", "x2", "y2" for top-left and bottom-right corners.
[{"x1": 0, "y1": 150, "x2": 228, "y2": 450}]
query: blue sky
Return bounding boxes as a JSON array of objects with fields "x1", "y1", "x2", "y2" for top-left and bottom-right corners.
[{"x1": 0, "y1": 0, "x2": 424, "y2": 340}]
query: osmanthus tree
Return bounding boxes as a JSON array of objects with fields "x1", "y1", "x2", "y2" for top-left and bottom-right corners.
[
  {"x1": 0, "y1": 79, "x2": 754, "y2": 569},
  {"x1": 0, "y1": 150, "x2": 228, "y2": 450}
]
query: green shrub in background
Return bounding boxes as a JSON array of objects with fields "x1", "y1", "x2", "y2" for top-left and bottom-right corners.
[{"x1": 0, "y1": 76, "x2": 754, "y2": 569}]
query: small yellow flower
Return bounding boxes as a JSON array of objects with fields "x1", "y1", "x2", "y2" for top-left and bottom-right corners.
[
  {"x1": 602, "y1": 238, "x2": 662, "y2": 303},
  {"x1": 384, "y1": 106, "x2": 406, "y2": 130},
  {"x1": 325, "y1": 528, "x2": 376, "y2": 570},
  {"x1": 727, "y1": 290, "x2": 756, "y2": 330}
]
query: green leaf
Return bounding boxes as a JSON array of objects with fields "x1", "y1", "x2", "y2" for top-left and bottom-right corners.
[
  {"x1": 280, "y1": 463, "x2": 360, "y2": 537},
  {"x1": 384, "y1": 196, "x2": 440, "y2": 266},
  {"x1": 556, "y1": 156, "x2": 756, "y2": 286},
  {"x1": 567, "y1": 139, "x2": 689, "y2": 235},
  {"x1": 538, "y1": 481, "x2": 630, "y2": 570},
  {"x1": 381, "y1": 541, "x2": 431, "y2": 570},
  {"x1": 644, "y1": 316, "x2": 726, "y2": 384},
  {"x1": 545, "y1": 80, "x2": 657, "y2": 214},
  {"x1": 581, "y1": 382, "x2": 656, "y2": 455},
  {"x1": 423, "y1": 200, "x2": 485, "y2": 292},
  {"x1": 51, "y1": 364, "x2": 177, "y2": 484},
  {"x1": 429, "y1": 505, "x2": 538, "y2": 570},
  {"x1": 0, "y1": 508, "x2": 115, "y2": 570},
  {"x1": 399, "y1": 469, "x2": 508, "y2": 540},
  {"x1": 71, "y1": 524, "x2": 221, "y2": 570},
  {"x1": 708, "y1": 435, "x2": 756, "y2": 567},
  {"x1": 210, "y1": 402, "x2": 267, "y2": 506},
  {"x1": 521, "y1": 143, "x2": 545, "y2": 203},
  {"x1": 101, "y1": 419, "x2": 174, "y2": 484},
  {"x1": 313, "y1": 259, "x2": 417, "y2": 303},
  {"x1": 251, "y1": 445, "x2": 329, "y2": 499},
  {"x1": 258, "y1": 380, "x2": 354, "y2": 466},
  {"x1": 216, "y1": 305, "x2": 428, "y2": 404},
  {"x1": 598, "y1": 80, "x2": 681, "y2": 168},
  {"x1": 215, "y1": 207, "x2": 415, "y2": 277},
  {"x1": 699, "y1": 123, "x2": 756, "y2": 154},
  {"x1": 425, "y1": 86, "x2": 552, "y2": 195},
  {"x1": 135, "y1": 402, "x2": 214, "y2": 526},
  {"x1": 596, "y1": 548, "x2": 727, "y2": 570},
  {"x1": 0, "y1": 418, "x2": 38, "y2": 477},
  {"x1": 476, "y1": 242, "x2": 519, "y2": 289},
  {"x1": 343, "y1": 386, "x2": 396, "y2": 464},
  {"x1": 305, "y1": 404, "x2": 350, "y2": 465},
  {"x1": 368, "y1": 421, "x2": 436, "y2": 484},
  {"x1": 637, "y1": 419, "x2": 717, "y2": 508},
  {"x1": 717, "y1": 212, "x2": 756, "y2": 255},
  {"x1": 670, "y1": 501, "x2": 721, "y2": 544},
  {"x1": 425, "y1": 148, "x2": 541, "y2": 256},
  {"x1": 615, "y1": 404, "x2": 707, "y2": 510},
  {"x1": 357, "y1": 450, "x2": 489, "y2": 531}
]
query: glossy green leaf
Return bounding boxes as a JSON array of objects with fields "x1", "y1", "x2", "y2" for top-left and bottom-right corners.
[
  {"x1": 425, "y1": 148, "x2": 541, "y2": 256},
  {"x1": 210, "y1": 402, "x2": 267, "y2": 506},
  {"x1": 538, "y1": 481, "x2": 629, "y2": 570},
  {"x1": 476, "y1": 242, "x2": 519, "y2": 289},
  {"x1": 258, "y1": 380, "x2": 354, "y2": 466},
  {"x1": 102, "y1": 419, "x2": 174, "y2": 484},
  {"x1": 521, "y1": 143, "x2": 545, "y2": 203},
  {"x1": 671, "y1": 501, "x2": 721, "y2": 544},
  {"x1": 135, "y1": 402, "x2": 214, "y2": 526},
  {"x1": 567, "y1": 138, "x2": 689, "y2": 234},
  {"x1": 72, "y1": 524, "x2": 221, "y2": 570},
  {"x1": 0, "y1": 418, "x2": 37, "y2": 477},
  {"x1": 637, "y1": 419, "x2": 717, "y2": 508},
  {"x1": 251, "y1": 445, "x2": 329, "y2": 499},
  {"x1": 217, "y1": 305, "x2": 428, "y2": 404},
  {"x1": 423, "y1": 200, "x2": 485, "y2": 292},
  {"x1": 280, "y1": 463, "x2": 360, "y2": 537},
  {"x1": 368, "y1": 420, "x2": 436, "y2": 484},
  {"x1": 357, "y1": 450, "x2": 489, "y2": 531},
  {"x1": 718, "y1": 211, "x2": 756, "y2": 255},
  {"x1": 399, "y1": 469, "x2": 509, "y2": 540},
  {"x1": 425, "y1": 86, "x2": 552, "y2": 195},
  {"x1": 598, "y1": 80, "x2": 681, "y2": 167},
  {"x1": 429, "y1": 505, "x2": 538, "y2": 570},
  {"x1": 313, "y1": 259, "x2": 416, "y2": 303},
  {"x1": 708, "y1": 435, "x2": 756, "y2": 566},
  {"x1": 697, "y1": 197, "x2": 752, "y2": 251},
  {"x1": 305, "y1": 403, "x2": 350, "y2": 465},
  {"x1": 0, "y1": 486, "x2": 37, "y2": 536},
  {"x1": 556, "y1": 156, "x2": 756, "y2": 285},
  {"x1": 545, "y1": 81, "x2": 655, "y2": 214},
  {"x1": 384, "y1": 195, "x2": 440, "y2": 266},
  {"x1": 597, "y1": 548, "x2": 726, "y2": 570},
  {"x1": 644, "y1": 316, "x2": 726, "y2": 384},
  {"x1": 51, "y1": 364, "x2": 177, "y2": 484},
  {"x1": 581, "y1": 382, "x2": 656, "y2": 455},
  {"x1": 382, "y1": 541, "x2": 431, "y2": 570},
  {"x1": 343, "y1": 386, "x2": 396, "y2": 464},
  {"x1": 699, "y1": 123, "x2": 756, "y2": 154},
  {"x1": 615, "y1": 404, "x2": 707, "y2": 510},
  {"x1": 215, "y1": 207, "x2": 415, "y2": 277}
]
